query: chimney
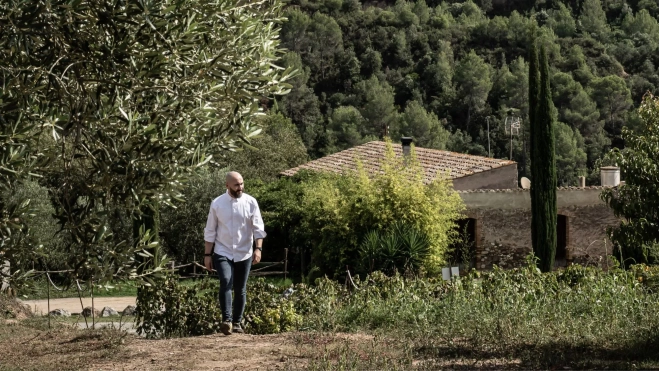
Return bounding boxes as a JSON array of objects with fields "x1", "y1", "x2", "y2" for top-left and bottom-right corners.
[
  {"x1": 401, "y1": 137, "x2": 413, "y2": 158},
  {"x1": 578, "y1": 176, "x2": 586, "y2": 188},
  {"x1": 600, "y1": 166, "x2": 620, "y2": 187}
]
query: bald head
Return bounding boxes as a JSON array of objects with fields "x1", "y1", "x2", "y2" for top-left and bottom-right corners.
[
  {"x1": 226, "y1": 171, "x2": 242, "y2": 183},
  {"x1": 226, "y1": 171, "x2": 244, "y2": 198}
]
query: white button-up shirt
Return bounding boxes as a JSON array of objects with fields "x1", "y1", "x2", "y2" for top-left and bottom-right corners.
[{"x1": 203, "y1": 191, "x2": 267, "y2": 262}]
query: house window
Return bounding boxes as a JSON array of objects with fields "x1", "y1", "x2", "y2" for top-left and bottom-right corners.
[
  {"x1": 555, "y1": 215, "x2": 568, "y2": 268},
  {"x1": 449, "y1": 218, "x2": 478, "y2": 269}
]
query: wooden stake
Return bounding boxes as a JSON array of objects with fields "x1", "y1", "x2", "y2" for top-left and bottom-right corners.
[
  {"x1": 47, "y1": 276, "x2": 51, "y2": 330},
  {"x1": 284, "y1": 248, "x2": 288, "y2": 282},
  {"x1": 91, "y1": 277, "x2": 95, "y2": 330}
]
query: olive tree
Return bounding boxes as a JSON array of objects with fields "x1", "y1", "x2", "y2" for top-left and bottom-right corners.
[{"x1": 0, "y1": 0, "x2": 294, "y2": 285}]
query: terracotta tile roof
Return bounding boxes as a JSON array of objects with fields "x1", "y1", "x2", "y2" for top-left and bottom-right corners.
[{"x1": 280, "y1": 141, "x2": 516, "y2": 184}]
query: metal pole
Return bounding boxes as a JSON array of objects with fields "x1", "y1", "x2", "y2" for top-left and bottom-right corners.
[
  {"x1": 487, "y1": 117, "x2": 491, "y2": 158},
  {"x1": 91, "y1": 277, "x2": 95, "y2": 329},
  {"x1": 284, "y1": 248, "x2": 288, "y2": 282},
  {"x1": 47, "y1": 276, "x2": 51, "y2": 329},
  {"x1": 193, "y1": 254, "x2": 196, "y2": 276},
  {"x1": 510, "y1": 128, "x2": 513, "y2": 160}
]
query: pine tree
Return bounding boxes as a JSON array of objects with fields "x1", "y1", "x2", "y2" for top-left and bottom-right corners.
[
  {"x1": 528, "y1": 31, "x2": 540, "y2": 262},
  {"x1": 532, "y1": 45, "x2": 558, "y2": 272}
]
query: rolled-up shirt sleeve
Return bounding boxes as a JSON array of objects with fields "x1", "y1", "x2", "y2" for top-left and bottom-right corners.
[
  {"x1": 251, "y1": 201, "x2": 267, "y2": 240},
  {"x1": 203, "y1": 204, "x2": 217, "y2": 243}
]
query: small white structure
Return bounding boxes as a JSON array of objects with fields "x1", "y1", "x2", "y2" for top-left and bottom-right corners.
[
  {"x1": 442, "y1": 266, "x2": 460, "y2": 281},
  {"x1": 600, "y1": 166, "x2": 620, "y2": 187}
]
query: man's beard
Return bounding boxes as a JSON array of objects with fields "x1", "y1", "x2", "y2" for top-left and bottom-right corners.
[{"x1": 229, "y1": 188, "x2": 243, "y2": 198}]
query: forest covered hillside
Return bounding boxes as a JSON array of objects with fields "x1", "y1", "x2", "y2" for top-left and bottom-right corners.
[{"x1": 274, "y1": 0, "x2": 657, "y2": 186}]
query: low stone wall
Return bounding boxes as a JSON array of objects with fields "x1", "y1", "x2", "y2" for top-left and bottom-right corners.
[
  {"x1": 459, "y1": 187, "x2": 621, "y2": 270},
  {"x1": 1, "y1": 260, "x2": 9, "y2": 292}
]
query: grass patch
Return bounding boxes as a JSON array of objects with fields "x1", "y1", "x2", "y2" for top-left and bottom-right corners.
[
  {"x1": 18, "y1": 278, "x2": 139, "y2": 300},
  {"x1": 18, "y1": 275, "x2": 291, "y2": 300},
  {"x1": 0, "y1": 317, "x2": 128, "y2": 371}
]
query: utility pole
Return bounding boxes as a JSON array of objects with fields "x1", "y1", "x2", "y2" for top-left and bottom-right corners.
[
  {"x1": 486, "y1": 116, "x2": 491, "y2": 158},
  {"x1": 505, "y1": 111, "x2": 521, "y2": 161}
]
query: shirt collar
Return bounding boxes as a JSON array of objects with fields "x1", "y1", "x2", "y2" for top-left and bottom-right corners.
[{"x1": 226, "y1": 190, "x2": 241, "y2": 202}]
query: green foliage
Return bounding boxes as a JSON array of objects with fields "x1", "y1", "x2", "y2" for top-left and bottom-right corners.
[
  {"x1": 300, "y1": 140, "x2": 465, "y2": 278},
  {"x1": 0, "y1": 0, "x2": 294, "y2": 284},
  {"x1": 531, "y1": 45, "x2": 558, "y2": 272},
  {"x1": 135, "y1": 276, "x2": 312, "y2": 337},
  {"x1": 358, "y1": 222, "x2": 431, "y2": 275},
  {"x1": 528, "y1": 31, "x2": 541, "y2": 271},
  {"x1": 275, "y1": 1, "x2": 656, "y2": 183},
  {"x1": 135, "y1": 262, "x2": 659, "y2": 369},
  {"x1": 159, "y1": 168, "x2": 226, "y2": 265},
  {"x1": 580, "y1": 0, "x2": 611, "y2": 39},
  {"x1": 220, "y1": 112, "x2": 309, "y2": 182},
  {"x1": 135, "y1": 275, "x2": 223, "y2": 338},
  {"x1": 243, "y1": 279, "x2": 302, "y2": 334},
  {"x1": 453, "y1": 50, "x2": 493, "y2": 128},
  {"x1": 601, "y1": 93, "x2": 659, "y2": 266},
  {"x1": 554, "y1": 121, "x2": 588, "y2": 186},
  {"x1": 546, "y1": 3, "x2": 577, "y2": 37},
  {"x1": 1, "y1": 180, "x2": 67, "y2": 271},
  {"x1": 396, "y1": 100, "x2": 450, "y2": 149}
]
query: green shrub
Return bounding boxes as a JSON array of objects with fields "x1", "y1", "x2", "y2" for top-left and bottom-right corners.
[
  {"x1": 358, "y1": 222, "x2": 431, "y2": 275},
  {"x1": 135, "y1": 276, "x2": 223, "y2": 338},
  {"x1": 2, "y1": 180, "x2": 68, "y2": 271},
  {"x1": 300, "y1": 139, "x2": 465, "y2": 278},
  {"x1": 135, "y1": 276, "x2": 315, "y2": 338},
  {"x1": 134, "y1": 259, "x2": 659, "y2": 368}
]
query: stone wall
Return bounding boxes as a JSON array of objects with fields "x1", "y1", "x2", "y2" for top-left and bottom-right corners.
[
  {"x1": 1, "y1": 260, "x2": 8, "y2": 292},
  {"x1": 459, "y1": 187, "x2": 621, "y2": 270},
  {"x1": 452, "y1": 164, "x2": 518, "y2": 191}
]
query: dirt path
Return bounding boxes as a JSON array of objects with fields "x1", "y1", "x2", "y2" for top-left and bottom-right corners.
[
  {"x1": 24, "y1": 296, "x2": 136, "y2": 315},
  {"x1": 89, "y1": 332, "x2": 306, "y2": 371}
]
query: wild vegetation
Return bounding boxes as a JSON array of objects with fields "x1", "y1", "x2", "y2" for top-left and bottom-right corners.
[
  {"x1": 276, "y1": 0, "x2": 654, "y2": 187},
  {"x1": 2, "y1": 0, "x2": 659, "y2": 369},
  {"x1": 131, "y1": 262, "x2": 659, "y2": 368}
]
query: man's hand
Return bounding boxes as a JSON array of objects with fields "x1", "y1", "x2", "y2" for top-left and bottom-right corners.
[
  {"x1": 252, "y1": 249, "x2": 262, "y2": 264},
  {"x1": 204, "y1": 255, "x2": 213, "y2": 271}
]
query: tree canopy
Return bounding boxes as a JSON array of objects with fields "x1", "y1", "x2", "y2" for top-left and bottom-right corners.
[
  {"x1": 601, "y1": 93, "x2": 659, "y2": 266},
  {"x1": 277, "y1": 0, "x2": 647, "y2": 187},
  {"x1": 0, "y1": 0, "x2": 293, "y2": 284}
]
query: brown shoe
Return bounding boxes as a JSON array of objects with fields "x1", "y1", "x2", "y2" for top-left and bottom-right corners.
[
  {"x1": 232, "y1": 323, "x2": 244, "y2": 334},
  {"x1": 220, "y1": 321, "x2": 232, "y2": 335}
]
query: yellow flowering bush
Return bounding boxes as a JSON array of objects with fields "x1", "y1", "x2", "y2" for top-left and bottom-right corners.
[{"x1": 301, "y1": 139, "x2": 465, "y2": 277}]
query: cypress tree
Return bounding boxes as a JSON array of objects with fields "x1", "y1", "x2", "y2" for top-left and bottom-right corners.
[
  {"x1": 533, "y1": 45, "x2": 558, "y2": 272},
  {"x1": 528, "y1": 31, "x2": 540, "y2": 260}
]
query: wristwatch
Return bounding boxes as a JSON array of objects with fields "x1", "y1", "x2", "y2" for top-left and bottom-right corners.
[{"x1": 255, "y1": 247, "x2": 263, "y2": 252}]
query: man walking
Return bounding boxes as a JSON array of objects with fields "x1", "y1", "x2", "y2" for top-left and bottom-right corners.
[{"x1": 204, "y1": 171, "x2": 266, "y2": 335}]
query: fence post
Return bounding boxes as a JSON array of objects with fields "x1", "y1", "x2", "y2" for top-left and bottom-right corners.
[
  {"x1": 47, "y1": 275, "x2": 51, "y2": 330},
  {"x1": 91, "y1": 277, "x2": 95, "y2": 330},
  {"x1": 284, "y1": 248, "x2": 288, "y2": 282}
]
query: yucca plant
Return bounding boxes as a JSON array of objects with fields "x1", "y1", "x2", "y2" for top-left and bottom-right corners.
[
  {"x1": 358, "y1": 222, "x2": 432, "y2": 276},
  {"x1": 395, "y1": 222, "x2": 431, "y2": 273}
]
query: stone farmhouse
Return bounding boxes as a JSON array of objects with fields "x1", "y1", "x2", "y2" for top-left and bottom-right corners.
[{"x1": 281, "y1": 139, "x2": 622, "y2": 270}]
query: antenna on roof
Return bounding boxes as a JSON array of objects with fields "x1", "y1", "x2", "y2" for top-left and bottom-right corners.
[{"x1": 504, "y1": 109, "x2": 521, "y2": 161}]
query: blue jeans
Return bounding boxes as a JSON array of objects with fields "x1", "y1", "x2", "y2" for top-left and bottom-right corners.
[{"x1": 212, "y1": 253, "x2": 252, "y2": 323}]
